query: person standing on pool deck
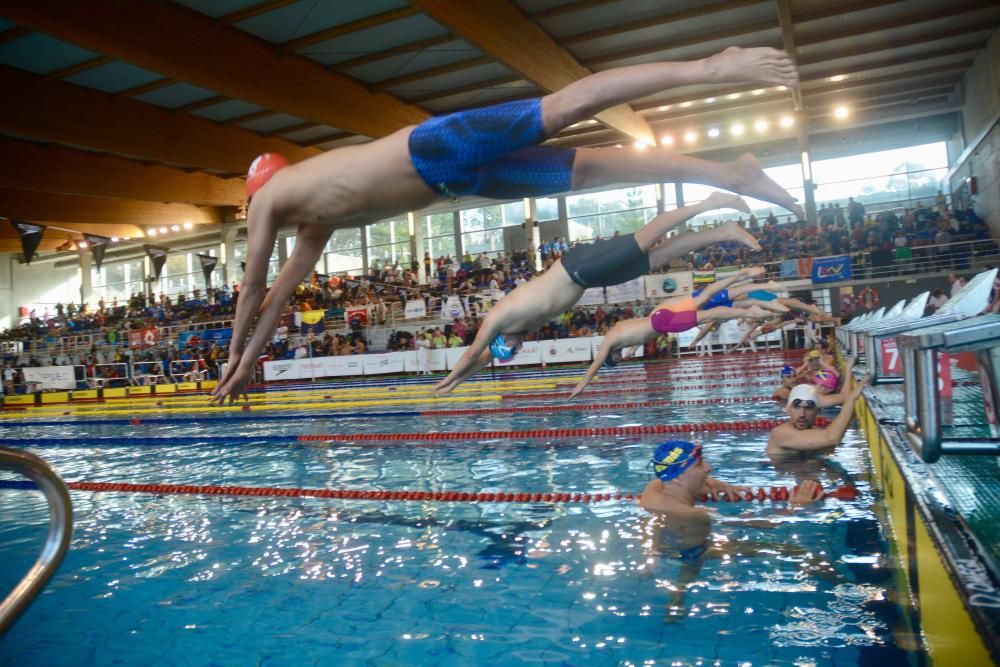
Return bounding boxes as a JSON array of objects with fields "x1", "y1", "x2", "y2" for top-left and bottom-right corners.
[
  {"x1": 210, "y1": 46, "x2": 802, "y2": 404},
  {"x1": 767, "y1": 378, "x2": 869, "y2": 455},
  {"x1": 433, "y1": 193, "x2": 762, "y2": 395}
]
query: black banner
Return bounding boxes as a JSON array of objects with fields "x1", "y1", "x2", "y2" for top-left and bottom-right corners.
[
  {"x1": 83, "y1": 234, "x2": 110, "y2": 271},
  {"x1": 9, "y1": 220, "x2": 45, "y2": 264},
  {"x1": 144, "y1": 245, "x2": 170, "y2": 280},
  {"x1": 196, "y1": 253, "x2": 218, "y2": 287}
]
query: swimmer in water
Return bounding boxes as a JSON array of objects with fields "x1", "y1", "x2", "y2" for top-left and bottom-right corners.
[
  {"x1": 767, "y1": 377, "x2": 869, "y2": 455},
  {"x1": 433, "y1": 193, "x2": 761, "y2": 395},
  {"x1": 569, "y1": 267, "x2": 787, "y2": 398},
  {"x1": 212, "y1": 46, "x2": 802, "y2": 404}
]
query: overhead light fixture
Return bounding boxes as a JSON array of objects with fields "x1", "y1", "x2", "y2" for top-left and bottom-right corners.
[
  {"x1": 658, "y1": 105, "x2": 671, "y2": 112},
  {"x1": 170, "y1": 225, "x2": 180, "y2": 232},
  {"x1": 183, "y1": 222, "x2": 193, "y2": 230},
  {"x1": 148, "y1": 228, "x2": 158, "y2": 237},
  {"x1": 110, "y1": 236, "x2": 119, "y2": 243},
  {"x1": 830, "y1": 75, "x2": 846, "y2": 82},
  {"x1": 159, "y1": 226, "x2": 168, "y2": 233},
  {"x1": 777, "y1": 85, "x2": 788, "y2": 91},
  {"x1": 614, "y1": 144, "x2": 623, "y2": 148},
  {"x1": 730, "y1": 122, "x2": 745, "y2": 137},
  {"x1": 683, "y1": 130, "x2": 698, "y2": 144},
  {"x1": 752, "y1": 89, "x2": 765, "y2": 96},
  {"x1": 679, "y1": 101, "x2": 693, "y2": 108},
  {"x1": 834, "y1": 105, "x2": 850, "y2": 120},
  {"x1": 754, "y1": 119, "x2": 769, "y2": 132},
  {"x1": 728, "y1": 93, "x2": 742, "y2": 100},
  {"x1": 707, "y1": 127, "x2": 720, "y2": 138},
  {"x1": 77, "y1": 241, "x2": 88, "y2": 249},
  {"x1": 779, "y1": 115, "x2": 795, "y2": 128},
  {"x1": 704, "y1": 97, "x2": 716, "y2": 104},
  {"x1": 661, "y1": 134, "x2": 674, "y2": 146},
  {"x1": 634, "y1": 141, "x2": 648, "y2": 150}
]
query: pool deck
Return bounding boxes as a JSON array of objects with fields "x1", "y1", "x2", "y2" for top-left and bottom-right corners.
[{"x1": 856, "y1": 361, "x2": 1000, "y2": 665}]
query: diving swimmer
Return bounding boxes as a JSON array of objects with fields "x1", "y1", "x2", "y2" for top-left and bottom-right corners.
[{"x1": 211, "y1": 46, "x2": 802, "y2": 404}]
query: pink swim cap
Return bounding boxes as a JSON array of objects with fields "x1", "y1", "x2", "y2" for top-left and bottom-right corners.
[{"x1": 812, "y1": 370, "x2": 839, "y2": 391}]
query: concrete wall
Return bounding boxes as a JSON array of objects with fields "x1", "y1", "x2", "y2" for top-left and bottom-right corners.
[{"x1": 950, "y1": 28, "x2": 1000, "y2": 236}]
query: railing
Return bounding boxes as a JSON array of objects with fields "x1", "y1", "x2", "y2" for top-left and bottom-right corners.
[{"x1": 0, "y1": 448, "x2": 73, "y2": 635}]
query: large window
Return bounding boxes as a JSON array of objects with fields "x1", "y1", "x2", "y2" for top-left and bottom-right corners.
[
  {"x1": 812, "y1": 142, "x2": 948, "y2": 209},
  {"x1": 91, "y1": 259, "x2": 144, "y2": 303},
  {"x1": 423, "y1": 212, "x2": 456, "y2": 262},
  {"x1": 366, "y1": 218, "x2": 410, "y2": 268},
  {"x1": 460, "y1": 201, "x2": 524, "y2": 256},
  {"x1": 565, "y1": 185, "x2": 657, "y2": 242},
  {"x1": 324, "y1": 228, "x2": 363, "y2": 276}
]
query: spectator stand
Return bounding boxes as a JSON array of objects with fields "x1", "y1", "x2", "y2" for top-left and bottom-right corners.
[
  {"x1": 89, "y1": 363, "x2": 131, "y2": 389},
  {"x1": 169, "y1": 360, "x2": 208, "y2": 384},
  {"x1": 133, "y1": 361, "x2": 168, "y2": 386}
]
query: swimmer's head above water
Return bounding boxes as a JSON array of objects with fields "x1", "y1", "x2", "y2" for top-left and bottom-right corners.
[
  {"x1": 651, "y1": 440, "x2": 702, "y2": 482},
  {"x1": 489, "y1": 333, "x2": 524, "y2": 361}
]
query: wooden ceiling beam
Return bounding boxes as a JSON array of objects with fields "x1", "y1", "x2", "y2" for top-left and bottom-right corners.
[
  {"x1": 3, "y1": 0, "x2": 428, "y2": 137},
  {"x1": 42, "y1": 55, "x2": 114, "y2": 81},
  {"x1": 798, "y1": 29, "x2": 988, "y2": 66},
  {"x1": 775, "y1": 0, "x2": 802, "y2": 110},
  {"x1": 0, "y1": 65, "x2": 320, "y2": 174},
  {"x1": 329, "y1": 34, "x2": 457, "y2": 73},
  {"x1": 0, "y1": 239, "x2": 65, "y2": 253},
  {"x1": 530, "y1": 0, "x2": 623, "y2": 20},
  {"x1": 113, "y1": 77, "x2": 176, "y2": 99},
  {"x1": 792, "y1": 0, "x2": 908, "y2": 24},
  {"x1": 281, "y1": 7, "x2": 420, "y2": 51},
  {"x1": 0, "y1": 137, "x2": 244, "y2": 206},
  {"x1": 216, "y1": 0, "x2": 300, "y2": 26},
  {"x1": 408, "y1": 0, "x2": 656, "y2": 144},
  {"x1": 0, "y1": 188, "x2": 223, "y2": 228},
  {"x1": 582, "y1": 22, "x2": 779, "y2": 68}
]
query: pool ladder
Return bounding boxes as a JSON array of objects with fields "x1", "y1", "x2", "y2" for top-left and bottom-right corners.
[{"x1": 0, "y1": 447, "x2": 73, "y2": 636}]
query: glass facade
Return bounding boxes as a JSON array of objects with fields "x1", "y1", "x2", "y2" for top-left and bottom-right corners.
[
  {"x1": 366, "y1": 218, "x2": 410, "y2": 269},
  {"x1": 565, "y1": 185, "x2": 657, "y2": 242},
  {"x1": 324, "y1": 228, "x2": 363, "y2": 276},
  {"x1": 459, "y1": 201, "x2": 524, "y2": 256},
  {"x1": 423, "y1": 212, "x2": 456, "y2": 262}
]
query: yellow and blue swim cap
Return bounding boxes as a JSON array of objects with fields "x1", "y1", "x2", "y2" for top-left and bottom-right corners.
[
  {"x1": 651, "y1": 440, "x2": 701, "y2": 482},
  {"x1": 489, "y1": 334, "x2": 518, "y2": 361}
]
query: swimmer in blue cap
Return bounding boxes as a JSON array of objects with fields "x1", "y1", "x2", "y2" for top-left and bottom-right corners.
[{"x1": 640, "y1": 440, "x2": 822, "y2": 515}]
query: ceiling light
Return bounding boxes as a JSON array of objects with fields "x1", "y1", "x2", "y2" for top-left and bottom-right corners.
[
  {"x1": 614, "y1": 144, "x2": 623, "y2": 148},
  {"x1": 110, "y1": 237, "x2": 119, "y2": 243},
  {"x1": 683, "y1": 131, "x2": 698, "y2": 144},
  {"x1": 779, "y1": 115, "x2": 795, "y2": 128},
  {"x1": 777, "y1": 85, "x2": 788, "y2": 91},
  {"x1": 830, "y1": 75, "x2": 845, "y2": 82},
  {"x1": 834, "y1": 105, "x2": 850, "y2": 119},
  {"x1": 660, "y1": 135, "x2": 674, "y2": 146},
  {"x1": 634, "y1": 141, "x2": 648, "y2": 150},
  {"x1": 680, "y1": 101, "x2": 693, "y2": 108},
  {"x1": 705, "y1": 97, "x2": 716, "y2": 104},
  {"x1": 122, "y1": 237, "x2": 130, "y2": 241},
  {"x1": 77, "y1": 241, "x2": 88, "y2": 249},
  {"x1": 754, "y1": 119, "x2": 769, "y2": 132},
  {"x1": 658, "y1": 105, "x2": 671, "y2": 112},
  {"x1": 728, "y1": 93, "x2": 742, "y2": 100},
  {"x1": 752, "y1": 89, "x2": 765, "y2": 96},
  {"x1": 183, "y1": 222, "x2": 193, "y2": 230},
  {"x1": 148, "y1": 229, "x2": 158, "y2": 237},
  {"x1": 730, "y1": 123, "x2": 745, "y2": 136},
  {"x1": 707, "y1": 127, "x2": 720, "y2": 138},
  {"x1": 159, "y1": 226, "x2": 167, "y2": 233},
  {"x1": 171, "y1": 225, "x2": 180, "y2": 232}
]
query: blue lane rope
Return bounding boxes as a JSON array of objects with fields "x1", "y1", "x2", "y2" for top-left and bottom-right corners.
[{"x1": 0, "y1": 411, "x2": 426, "y2": 427}]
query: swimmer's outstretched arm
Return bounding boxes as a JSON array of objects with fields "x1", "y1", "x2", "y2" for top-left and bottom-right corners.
[
  {"x1": 689, "y1": 266, "x2": 763, "y2": 310},
  {"x1": 213, "y1": 220, "x2": 331, "y2": 404},
  {"x1": 569, "y1": 317, "x2": 652, "y2": 399},
  {"x1": 689, "y1": 321, "x2": 720, "y2": 347},
  {"x1": 433, "y1": 320, "x2": 502, "y2": 395},
  {"x1": 433, "y1": 347, "x2": 494, "y2": 395}
]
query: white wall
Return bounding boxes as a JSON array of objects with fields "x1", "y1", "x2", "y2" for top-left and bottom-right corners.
[{"x1": 9, "y1": 259, "x2": 81, "y2": 322}]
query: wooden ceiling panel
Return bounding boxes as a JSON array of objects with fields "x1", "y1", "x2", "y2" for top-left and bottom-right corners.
[{"x1": 0, "y1": 188, "x2": 223, "y2": 228}]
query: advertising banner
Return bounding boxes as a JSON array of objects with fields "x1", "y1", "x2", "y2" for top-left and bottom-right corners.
[
  {"x1": 323, "y1": 355, "x2": 364, "y2": 377},
  {"x1": 129, "y1": 326, "x2": 159, "y2": 349},
  {"x1": 537, "y1": 338, "x2": 592, "y2": 364},
  {"x1": 404, "y1": 299, "x2": 427, "y2": 319},
  {"x1": 363, "y1": 353, "x2": 406, "y2": 376},
  {"x1": 22, "y1": 365, "x2": 77, "y2": 390},
  {"x1": 644, "y1": 271, "x2": 693, "y2": 300},
  {"x1": 263, "y1": 359, "x2": 298, "y2": 381},
  {"x1": 575, "y1": 287, "x2": 605, "y2": 306},
  {"x1": 605, "y1": 277, "x2": 644, "y2": 304},
  {"x1": 811, "y1": 254, "x2": 852, "y2": 283},
  {"x1": 178, "y1": 328, "x2": 232, "y2": 348},
  {"x1": 403, "y1": 348, "x2": 447, "y2": 372},
  {"x1": 717, "y1": 320, "x2": 742, "y2": 345},
  {"x1": 442, "y1": 295, "x2": 465, "y2": 320}
]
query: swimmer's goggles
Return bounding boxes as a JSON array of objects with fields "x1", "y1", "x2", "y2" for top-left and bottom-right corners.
[
  {"x1": 790, "y1": 398, "x2": 817, "y2": 409},
  {"x1": 650, "y1": 441, "x2": 702, "y2": 482},
  {"x1": 489, "y1": 334, "x2": 519, "y2": 361}
]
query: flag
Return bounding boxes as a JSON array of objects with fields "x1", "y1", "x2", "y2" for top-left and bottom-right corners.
[
  {"x1": 145, "y1": 245, "x2": 169, "y2": 280},
  {"x1": 692, "y1": 270, "x2": 715, "y2": 286},
  {"x1": 9, "y1": 220, "x2": 45, "y2": 264},
  {"x1": 84, "y1": 234, "x2": 110, "y2": 270},
  {"x1": 196, "y1": 253, "x2": 218, "y2": 287},
  {"x1": 301, "y1": 310, "x2": 325, "y2": 334}
]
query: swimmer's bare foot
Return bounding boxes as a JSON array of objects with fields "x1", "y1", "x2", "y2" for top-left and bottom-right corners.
[
  {"x1": 702, "y1": 191, "x2": 751, "y2": 215},
  {"x1": 755, "y1": 300, "x2": 789, "y2": 313},
  {"x1": 704, "y1": 46, "x2": 799, "y2": 88},
  {"x1": 719, "y1": 220, "x2": 761, "y2": 251},
  {"x1": 745, "y1": 305, "x2": 770, "y2": 319},
  {"x1": 729, "y1": 153, "x2": 804, "y2": 219}
]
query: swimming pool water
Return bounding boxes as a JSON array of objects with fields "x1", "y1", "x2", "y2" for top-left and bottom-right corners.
[{"x1": 0, "y1": 357, "x2": 918, "y2": 666}]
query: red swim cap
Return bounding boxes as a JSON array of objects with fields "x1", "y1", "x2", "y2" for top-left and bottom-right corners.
[{"x1": 246, "y1": 153, "x2": 289, "y2": 198}]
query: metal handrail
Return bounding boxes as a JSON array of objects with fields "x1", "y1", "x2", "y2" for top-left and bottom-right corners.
[{"x1": 0, "y1": 447, "x2": 73, "y2": 636}]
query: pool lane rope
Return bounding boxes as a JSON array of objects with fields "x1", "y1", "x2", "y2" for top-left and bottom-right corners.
[{"x1": 0, "y1": 479, "x2": 857, "y2": 503}]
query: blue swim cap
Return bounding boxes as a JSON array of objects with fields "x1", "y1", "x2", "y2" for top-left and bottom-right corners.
[
  {"x1": 781, "y1": 365, "x2": 796, "y2": 378},
  {"x1": 651, "y1": 440, "x2": 701, "y2": 482},
  {"x1": 489, "y1": 334, "x2": 517, "y2": 361}
]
